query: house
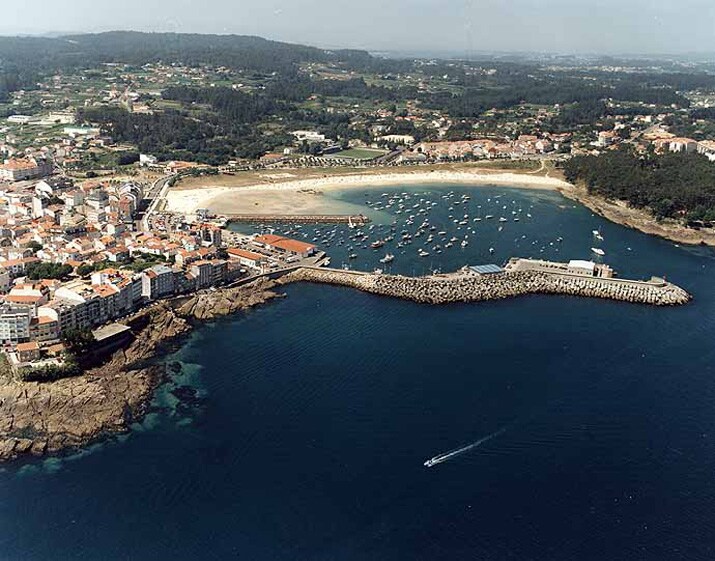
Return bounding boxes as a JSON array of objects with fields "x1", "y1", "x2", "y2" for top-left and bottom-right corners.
[{"x1": 15, "y1": 341, "x2": 40, "y2": 362}]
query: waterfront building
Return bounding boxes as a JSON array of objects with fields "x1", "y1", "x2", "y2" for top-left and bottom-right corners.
[
  {"x1": 226, "y1": 247, "x2": 266, "y2": 270},
  {"x1": 505, "y1": 258, "x2": 614, "y2": 279},
  {"x1": 253, "y1": 234, "x2": 317, "y2": 258},
  {"x1": 141, "y1": 265, "x2": 176, "y2": 300}
]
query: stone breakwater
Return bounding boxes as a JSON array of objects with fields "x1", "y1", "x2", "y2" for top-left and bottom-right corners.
[{"x1": 279, "y1": 268, "x2": 691, "y2": 306}]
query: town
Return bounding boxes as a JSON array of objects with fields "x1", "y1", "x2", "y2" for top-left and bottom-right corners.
[
  {"x1": 0, "y1": 163, "x2": 327, "y2": 377},
  {"x1": 0, "y1": 32, "x2": 714, "y2": 378}
]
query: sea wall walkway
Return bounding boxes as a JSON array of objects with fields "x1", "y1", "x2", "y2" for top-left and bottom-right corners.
[{"x1": 279, "y1": 267, "x2": 691, "y2": 306}]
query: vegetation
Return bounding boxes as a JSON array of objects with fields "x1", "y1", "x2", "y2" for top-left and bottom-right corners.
[
  {"x1": 25, "y1": 262, "x2": 73, "y2": 280},
  {"x1": 19, "y1": 361, "x2": 82, "y2": 383},
  {"x1": 563, "y1": 147, "x2": 715, "y2": 222},
  {"x1": 62, "y1": 328, "x2": 96, "y2": 358}
]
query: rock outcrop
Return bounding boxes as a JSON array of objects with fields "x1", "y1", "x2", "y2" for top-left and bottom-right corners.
[{"x1": 0, "y1": 279, "x2": 280, "y2": 462}]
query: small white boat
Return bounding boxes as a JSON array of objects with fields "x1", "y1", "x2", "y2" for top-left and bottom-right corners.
[
  {"x1": 591, "y1": 247, "x2": 605, "y2": 256},
  {"x1": 380, "y1": 253, "x2": 395, "y2": 264}
]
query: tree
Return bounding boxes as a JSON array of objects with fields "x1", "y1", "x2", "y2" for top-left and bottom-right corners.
[
  {"x1": 26, "y1": 241, "x2": 43, "y2": 253},
  {"x1": 62, "y1": 328, "x2": 95, "y2": 358},
  {"x1": 76, "y1": 264, "x2": 95, "y2": 277},
  {"x1": 24, "y1": 262, "x2": 73, "y2": 280}
]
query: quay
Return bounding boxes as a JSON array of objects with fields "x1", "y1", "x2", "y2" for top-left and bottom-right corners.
[
  {"x1": 225, "y1": 214, "x2": 370, "y2": 225},
  {"x1": 277, "y1": 259, "x2": 691, "y2": 307}
]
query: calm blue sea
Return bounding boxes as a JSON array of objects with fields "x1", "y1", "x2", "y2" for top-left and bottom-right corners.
[{"x1": 2, "y1": 185, "x2": 715, "y2": 561}]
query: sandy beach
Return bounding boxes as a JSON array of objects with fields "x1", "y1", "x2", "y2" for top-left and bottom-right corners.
[{"x1": 165, "y1": 168, "x2": 570, "y2": 215}]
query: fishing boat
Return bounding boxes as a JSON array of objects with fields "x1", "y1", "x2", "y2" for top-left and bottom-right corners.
[
  {"x1": 380, "y1": 253, "x2": 395, "y2": 264},
  {"x1": 370, "y1": 240, "x2": 385, "y2": 249}
]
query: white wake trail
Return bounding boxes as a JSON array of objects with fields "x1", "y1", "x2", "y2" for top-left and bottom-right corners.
[{"x1": 424, "y1": 427, "x2": 508, "y2": 467}]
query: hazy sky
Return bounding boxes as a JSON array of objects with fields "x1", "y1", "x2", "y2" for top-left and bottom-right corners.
[{"x1": 2, "y1": 0, "x2": 714, "y2": 55}]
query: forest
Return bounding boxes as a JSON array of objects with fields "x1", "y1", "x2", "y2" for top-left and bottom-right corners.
[{"x1": 563, "y1": 147, "x2": 715, "y2": 222}]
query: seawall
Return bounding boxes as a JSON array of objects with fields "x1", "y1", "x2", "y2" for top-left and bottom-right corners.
[{"x1": 279, "y1": 267, "x2": 691, "y2": 306}]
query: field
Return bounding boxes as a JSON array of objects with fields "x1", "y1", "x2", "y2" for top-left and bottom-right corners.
[{"x1": 327, "y1": 148, "x2": 388, "y2": 160}]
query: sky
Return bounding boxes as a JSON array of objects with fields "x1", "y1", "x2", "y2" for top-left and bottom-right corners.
[{"x1": 1, "y1": 0, "x2": 714, "y2": 56}]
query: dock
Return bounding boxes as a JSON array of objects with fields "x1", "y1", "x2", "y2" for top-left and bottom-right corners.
[{"x1": 225, "y1": 214, "x2": 370, "y2": 225}]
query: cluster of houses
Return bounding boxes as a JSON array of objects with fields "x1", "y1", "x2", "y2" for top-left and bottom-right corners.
[
  {"x1": 0, "y1": 170, "x2": 318, "y2": 371},
  {"x1": 397, "y1": 134, "x2": 568, "y2": 162},
  {"x1": 591, "y1": 124, "x2": 715, "y2": 161}
]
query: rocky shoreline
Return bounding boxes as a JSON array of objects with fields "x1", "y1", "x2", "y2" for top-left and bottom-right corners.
[
  {"x1": 0, "y1": 279, "x2": 281, "y2": 463},
  {"x1": 557, "y1": 183, "x2": 715, "y2": 247}
]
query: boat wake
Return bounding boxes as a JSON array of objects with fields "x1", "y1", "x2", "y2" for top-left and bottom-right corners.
[{"x1": 424, "y1": 427, "x2": 508, "y2": 467}]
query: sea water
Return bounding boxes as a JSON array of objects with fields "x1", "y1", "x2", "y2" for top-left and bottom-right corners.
[{"x1": 1, "y1": 185, "x2": 714, "y2": 561}]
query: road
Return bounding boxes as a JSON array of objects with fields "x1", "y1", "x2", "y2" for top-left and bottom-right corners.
[{"x1": 141, "y1": 174, "x2": 176, "y2": 231}]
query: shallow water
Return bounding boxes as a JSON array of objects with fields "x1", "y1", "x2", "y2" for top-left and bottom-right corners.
[{"x1": 2, "y1": 185, "x2": 714, "y2": 561}]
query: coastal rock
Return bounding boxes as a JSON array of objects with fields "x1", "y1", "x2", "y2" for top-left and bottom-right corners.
[{"x1": 0, "y1": 280, "x2": 279, "y2": 463}]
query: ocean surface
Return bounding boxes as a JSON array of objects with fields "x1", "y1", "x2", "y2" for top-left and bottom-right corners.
[{"x1": 2, "y1": 184, "x2": 715, "y2": 560}]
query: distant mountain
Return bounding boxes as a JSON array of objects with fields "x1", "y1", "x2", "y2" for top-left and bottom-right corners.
[{"x1": 0, "y1": 31, "x2": 377, "y2": 74}]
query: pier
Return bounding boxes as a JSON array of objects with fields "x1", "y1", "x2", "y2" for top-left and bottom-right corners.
[
  {"x1": 278, "y1": 262, "x2": 691, "y2": 307},
  {"x1": 225, "y1": 214, "x2": 370, "y2": 225}
]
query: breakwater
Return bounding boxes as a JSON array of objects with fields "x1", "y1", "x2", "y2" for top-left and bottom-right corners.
[
  {"x1": 280, "y1": 267, "x2": 691, "y2": 306},
  {"x1": 226, "y1": 214, "x2": 370, "y2": 225}
]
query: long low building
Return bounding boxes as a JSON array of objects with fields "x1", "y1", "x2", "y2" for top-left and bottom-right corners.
[
  {"x1": 505, "y1": 258, "x2": 614, "y2": 278},
  {"x1": 253, "y1": 234, "x2": 317, "y2": 258}
]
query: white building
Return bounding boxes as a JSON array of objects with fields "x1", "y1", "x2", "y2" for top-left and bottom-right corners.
[
  {"x1": 141, "y1": 265, "x2": 176, "y2": 300},
  {"x1": 0, "y1": 304, "x2": 33, "y2": 345},
  {"x1": 291, "y1": 130, "x2": 326, "y2": 143}
]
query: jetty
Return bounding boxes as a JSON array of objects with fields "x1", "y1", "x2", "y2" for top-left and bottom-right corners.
[
  {"x1": 278, "y1": 259, "x2": 691, "y2": 307},
  {"x1": 225, "y1": 214, "x2": 370, "y2": 225}
]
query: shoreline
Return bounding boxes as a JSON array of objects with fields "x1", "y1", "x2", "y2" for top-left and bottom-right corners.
[
  {"x1": 166, "y1": 166, "x2": 715, "y2": 247},
  {"x1": 165, "y1": 168, "x2": 568, "y2": 215},
  {"x1": 558, "y1": 183, "x2": 715, "y2": 247}
]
